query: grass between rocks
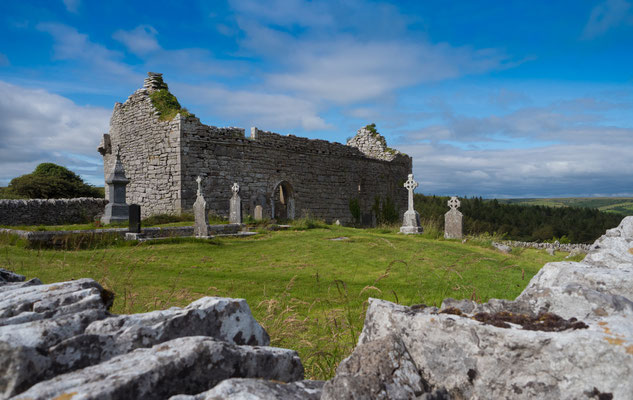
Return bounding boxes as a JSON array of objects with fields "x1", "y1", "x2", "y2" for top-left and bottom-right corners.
[{"x1": 0, "y1": 224, "x2": 578, "y2": 380}]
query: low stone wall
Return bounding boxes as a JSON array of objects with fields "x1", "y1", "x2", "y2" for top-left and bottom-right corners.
[
  {"x1": 0, "y1": 224, "x2": 244, "y2": 247},
  {"x1": 503, "y1": 240, "x2": 591, "y2": 252},
  {"x1": 0, "y1": 198, "x2": 107, "y2": 226}
]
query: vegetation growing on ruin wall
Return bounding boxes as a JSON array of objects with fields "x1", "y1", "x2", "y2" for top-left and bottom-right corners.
[{"x1": 149, "y1": 89, "x2": 191, "y2": 121}]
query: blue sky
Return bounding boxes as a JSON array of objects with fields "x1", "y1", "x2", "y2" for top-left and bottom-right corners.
[{"x1": 1, "y1": 0, "x2": 632, "y2": 197}]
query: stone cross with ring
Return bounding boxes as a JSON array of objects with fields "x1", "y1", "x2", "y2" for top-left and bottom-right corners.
[
  {"x1": 448, "y1": 196, "x2": 460, "y2": 210},
  {"x1": 403, "y1": 174, "x2": 418, "y2": 212},
  {"x1": 231, "y1": 182, "x2": 240, "y2": 195}
]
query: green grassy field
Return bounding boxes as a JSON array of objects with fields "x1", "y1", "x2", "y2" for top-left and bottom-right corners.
[
  {"x1": 0, "y1": 224, "x2": 576, "y2": 380},
  {"x1": 496, "y1": 197, "x2": 633, "y2": 215}
]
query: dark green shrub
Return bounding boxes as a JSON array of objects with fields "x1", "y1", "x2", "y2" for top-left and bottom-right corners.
[{"x1": 8, "y1": 163, "x2": 102, "y2": 199}]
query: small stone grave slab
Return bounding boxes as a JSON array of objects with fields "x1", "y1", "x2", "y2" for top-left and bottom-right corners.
[
  {"x1": 444, "y1": 196, "x2": 463, "y2": 239},
  {"x1": 254, "y1": 205, "x2": 263, "y2": 221}
]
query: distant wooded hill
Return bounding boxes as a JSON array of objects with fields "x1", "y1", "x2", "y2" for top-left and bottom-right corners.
[
  {"x1": 495, "y1": 197, "x2": 633, "y2": 216},
  {"x1": 414, "y1": 194, "x2": 625, "y2": 244}
]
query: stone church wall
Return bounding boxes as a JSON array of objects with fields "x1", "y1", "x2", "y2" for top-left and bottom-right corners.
[
  {"x1": 99, "y1": 87, "x2": 184, "y2": 217},
  {"x1": 100, "y1": 73, "x2": 411, "y2": 222}
]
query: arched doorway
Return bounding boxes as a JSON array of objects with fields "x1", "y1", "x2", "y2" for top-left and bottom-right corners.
[{"x1": 271, "y1": 181, "x2": 295, "y2": 220}]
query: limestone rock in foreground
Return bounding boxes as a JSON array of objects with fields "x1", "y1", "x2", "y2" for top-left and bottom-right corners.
[
  {"x1": 13, "y1": 336, "x2": 304, "y2": 400},
  {"x1": 0, "y1": 278, "x2": 111, "y2": 324},
  {"x1": 0, "y1": 268, "x2": 25, "y2": 284},
  {"x1": 169, "y1": 378, "x2": 324, "y2": 400},
  {"x1": 321, "y1": 334, "x2": 430, "y2": 399},
  {"x1": 357, "y1": 298, "x2": 632, "y2": 399},
  {"x1": 0, "y1": 278, "x2": 111, "y2": 399},
  {"x1": 49, "y1": 296, "x2": 270, "y2": 373}
]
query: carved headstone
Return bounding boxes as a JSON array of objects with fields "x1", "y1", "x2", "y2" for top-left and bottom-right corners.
[
  {"x1": 230, "y1": 183, "x2": 242, "y2": 224},
  {"x1": 444, "y1": 196, "x2": 463, "y2": 239},
  {"x1": 101, "y1": 148, "x2": 130, "y2": 224},
  {"x1": 193, "y1": 176, "x2": 209, "y2": 237},
  {"x1": 254, "y1": 205, "x2": 263, "y2": 221},
  {"x1": 399, "y1": 174, "x2": 422, "y2": 234},
  {"x1": 129, "y1": 204, "x2": 141, "y2": 234}
]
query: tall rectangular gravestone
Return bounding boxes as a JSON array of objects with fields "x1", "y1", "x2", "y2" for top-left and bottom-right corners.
[
  {"x1": 128, "y1": 204, "x2": 141, "y2": 234},
  {"x1": 444, "y1": 196, "x2": 463, "y2": 239},
  {"x1": 229, "y1": 183, "x2": 242, "y2": 224},
  {"x1": 193, "y1": 176, "x2": 209, "y2": 237}
]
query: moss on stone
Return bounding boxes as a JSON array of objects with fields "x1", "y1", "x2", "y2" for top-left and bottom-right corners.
[{"x1": 149, "y1": 89, "x2": 191, "y2": 121}]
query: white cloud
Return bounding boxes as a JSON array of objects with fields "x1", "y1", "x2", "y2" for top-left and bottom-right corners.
[
  {"x1": 36, "y1": 23, "x2": 139, "y2": 81},
  {"x1": 0, "y1": 81, "x2": 110, "y2": 185},
  {"x1": 582, "y1": 0, "x2": 633, "y2": 39},
  {"x1": 173, "y1": 83, "x2": 329, "y2": 131},
  {"x1": 403, "y1": 141, "x2": 633, "y2": 197},
  {"x1": 233, "y1": 15, "x2": 514, "y2": 105},
  {"x1": 113, "y1": 25, "x2": 160, "y2": 56},
  {"x1": 62, "y1": 0, "x2": 80, "y2": 13}
]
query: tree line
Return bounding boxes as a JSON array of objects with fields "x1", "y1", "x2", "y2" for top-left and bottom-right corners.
[{"x1": 414, "y1": 194, "x2": 623, "y2": 244}]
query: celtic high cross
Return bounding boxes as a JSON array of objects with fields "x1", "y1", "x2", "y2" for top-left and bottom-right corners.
[
  {"x1": 231, "y1": 182, "x2": 240, "y2": 195},
  {"x1": 403, "y1": 174, "x2": 418, "y2": 212},
  {"x1": 448, "y1": 196, "x2": 460, "y2": 211},
  {"x1": 196, "y1": 176, "x2": 202, "y2": 197}
]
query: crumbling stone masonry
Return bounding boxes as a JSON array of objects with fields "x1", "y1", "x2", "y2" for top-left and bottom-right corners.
[{"x1": 98, "y1": 73, "x2": 411, "y2": 222}]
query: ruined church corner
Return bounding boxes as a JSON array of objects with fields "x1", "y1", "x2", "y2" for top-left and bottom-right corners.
[{"x1": 99, "y1": 72, "x2": 412, "y2": 223}]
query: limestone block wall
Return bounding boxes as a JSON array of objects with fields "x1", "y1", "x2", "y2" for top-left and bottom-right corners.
[
  {"x1": 179, "y1": 121, "x2": 411, "y2": 223},
  {"x1": 0, "y1": 198, "x2": 107, "y2": 226},
  {"x1": 100, "y1": 88, "x2": 183, "y2": 218},
  {"x1": 100, "y1": 73, "x2": 412, "y2": 222}
]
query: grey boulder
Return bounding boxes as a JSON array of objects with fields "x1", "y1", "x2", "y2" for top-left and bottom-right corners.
[
  {"x1": 49, "y1": 296, "x2": 270, "y2": 374},
  {"x1": 0, "y1": 268, "x2": 25, "y2": 284},
  {"x1": 321, "y1": 334, "x2": 431, "y2": 400},
  {"x1": 13, "y1": 336, "x2": 303, "y2": 400},
  {"x1": 169, "y1": 378, "x2": 324, "y2": 400},
  {"x1": 357, "y1": 297, "x2": 632, "y2": 400}
]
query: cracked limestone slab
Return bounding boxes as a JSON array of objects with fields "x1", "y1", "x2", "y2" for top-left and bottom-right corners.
[{"x1": 12, "y1": 336, "x2": 304, "y2": 400}]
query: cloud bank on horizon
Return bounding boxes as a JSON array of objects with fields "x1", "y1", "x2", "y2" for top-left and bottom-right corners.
[{"x1": 0, "y1": 0, "x2": 632, "y2": 198}]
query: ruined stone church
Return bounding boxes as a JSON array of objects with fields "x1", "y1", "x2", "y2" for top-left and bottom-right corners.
[{"x1": 98, "y1": 73, "x2": 412, "y2": 223}]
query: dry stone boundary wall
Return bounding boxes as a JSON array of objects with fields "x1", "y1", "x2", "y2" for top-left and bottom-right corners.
[
  {"x1": 503, "y1": 240, "x2": 591, "y2": 253},
  {"x1": 0, "y1": 198, "x2": 106, "y2": 226}
]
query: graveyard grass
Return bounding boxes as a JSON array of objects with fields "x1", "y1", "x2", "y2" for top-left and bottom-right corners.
[{"x1": 0, "y1": 224, "x2": 577, "y2": 380}]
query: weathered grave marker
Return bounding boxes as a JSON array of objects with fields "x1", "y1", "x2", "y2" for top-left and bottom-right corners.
[
  {"x1": 230, "y1": 183, "x2": 242, "y2": 224},
  {"x1": 193, "y1": 176, "x2": 209, "y2": 237},
  {"x1": 444, "y1": 196, "x2": 463, "y2": 239},
  {"x1": 254, "y1": 205, "x2": 263, "y2": 221},
  {"x1": 101, "y1": 148, "x2": 130, "y2": 224},
  {"x1": 399, "y1": 174, "x2": 423, "y2": 234}
]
